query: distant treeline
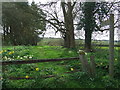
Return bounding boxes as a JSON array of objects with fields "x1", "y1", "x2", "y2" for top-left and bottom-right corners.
[{"x1": 38, "y1": 38, "x2": 120, "y2": 47}]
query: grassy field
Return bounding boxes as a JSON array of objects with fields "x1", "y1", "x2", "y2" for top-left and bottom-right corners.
[
  {"x1": 1, "y1": 45, "x2": 120, "y2": 88},
  {"x1": 37, "y1": 38, "x2": 119, "y2": 46}
]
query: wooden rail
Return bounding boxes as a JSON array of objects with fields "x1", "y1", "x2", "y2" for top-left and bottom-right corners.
[{"x1": 1, "y1": 57, "x2": 79, "y2": 65}]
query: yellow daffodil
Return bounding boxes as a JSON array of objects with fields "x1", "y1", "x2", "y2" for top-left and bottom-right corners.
[
  {"x1": 35, "y1": 68, "x2": 39, "y2": 71},
  {"x1": 115, "y1": 58, "x2": 117, "y2": 61},
  {"x1": 4, "y1": 50, "x2": 7, "y2": 52},
  {"x1": 0, "y1": 51, "x2": 3, "y2": 54},
  {"x1": 8, "y1": 51, "x2": 14, "y2": 55},
  {"x1": 25, "y1": 75, "x2": 29, "y2": 79},
  {"x1": 8, "y1": 52, "x2": 12, "y2": 55},
  {"x1": 70, "y1": 68, "x2": 74, "y2": 71}
]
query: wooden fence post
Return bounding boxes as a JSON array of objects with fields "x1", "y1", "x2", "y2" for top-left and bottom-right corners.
[
  {"x1": 79, "y1": 53, "x2": 87, "y2": 72},
  {"x1": 109, "y1": 14, "x2": 114, "y2": 78},
  {"x1": 0, "y1": 2, "x2": 2, "y2": 90},
  {"x1": 90, "y1": 56, "x2": 96, "y2": 76},
  {"x1": 78, "y1": 50, "x2": 91, "y2": 74}
]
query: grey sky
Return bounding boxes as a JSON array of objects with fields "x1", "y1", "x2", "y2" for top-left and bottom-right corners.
[
  {"x1": 28, "y1": 0, "x2": 116, "y2": 3},
  {"x1": 28, "y1": 0, "x2": 119, "y2": 41},
  {"x1": 0, "y1": 0, "x2": 119, "y2": 41}
]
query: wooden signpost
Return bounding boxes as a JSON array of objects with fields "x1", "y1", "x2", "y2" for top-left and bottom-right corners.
[
  {"x1": 109, "y1": 14, "x2": 114, "y2": 78},
  {"x1": 0, "y1": 2, "x2": 2, "y2": 90},
  {"x1": 101, "y1": 14, "x2": 115, "y2": 77},
  {"x1": 101, "y1": 18, "x2": 110, "y2": 27}
]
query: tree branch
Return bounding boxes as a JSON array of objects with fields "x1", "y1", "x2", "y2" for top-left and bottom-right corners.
[{"x1": 61, "y1": 1, "x2": 67, "y2": 17}]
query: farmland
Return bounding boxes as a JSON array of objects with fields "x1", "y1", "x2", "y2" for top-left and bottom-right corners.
[{"x1": 38, "y1": 38, "x2": 119, "y2": 46}]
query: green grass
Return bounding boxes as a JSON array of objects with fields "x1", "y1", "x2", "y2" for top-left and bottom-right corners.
[{"x1": 1, "y1": 45, "x2": 120, "y2": 88}]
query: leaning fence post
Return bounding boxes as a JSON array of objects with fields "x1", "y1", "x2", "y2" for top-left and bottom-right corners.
[
  {"x1": 90, "y1": 56, "x2": 96, "y2": 76},
  {"x1": 78, "y1": 50, "x2": 90, "y2": 74}
]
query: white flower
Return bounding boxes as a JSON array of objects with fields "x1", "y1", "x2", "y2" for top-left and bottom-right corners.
[
  {"x1": 29, "y1": 56, "x2": 32, "y2": 59},
  {"x1": 85, "y1": 52, "x2": 87, "y2": 55},
  {"x1": 68, "y1": 51, "x2": 72, "y2": 53},
  {"x1": 4, "y1": 56, "x2": 8, "y2": 60},
  {"x1": 77, "y1": 50, "x2": 82, "y2": 53},
  {"x1": 8, "y1": 58, "x2": 12, "y2": 60},
  {"x1": 23, "y1": 56, "x2": 28, "y2": 58},
  {"x1": 20, "y1": 57, "x2": 23, "y2": 59}
]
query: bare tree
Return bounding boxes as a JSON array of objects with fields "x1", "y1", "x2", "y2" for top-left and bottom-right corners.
[{"x1": 38, "y1": 0, "x2": 79, "y2": 48}]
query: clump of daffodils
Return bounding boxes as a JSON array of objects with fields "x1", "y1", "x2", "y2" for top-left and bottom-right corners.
[
  {"x1": 35, "y1": 68, "x2": 39, "y2": 71},
  {"x1": 4, "y1": 50, "x2": 7, "y2": 52},
  {"x1": 70, "y1": 68, "x2": 74, "y2": 71},
  {"x1": 0, "y1": 50, "x2": 7, "y2": 54},
  {"x1": 25, "y1": 75, "x2": 29, "y2": 79},
  {"x1": 8, "y1": 51, "x2": 14, "y2": 55},
  {"x1": 0, "y1": 50, "x2": 3, "y2": 54}
]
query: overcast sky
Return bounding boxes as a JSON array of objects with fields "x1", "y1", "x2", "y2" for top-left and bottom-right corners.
[
  {"x1": 28, "y1": 0, "x2": 116, "y2": 3},
  {"x1": 28, "y1": 0, "x2": 119, "y2": 41}
]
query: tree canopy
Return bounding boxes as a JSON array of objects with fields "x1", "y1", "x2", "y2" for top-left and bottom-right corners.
[
  {"x1": 2, "y1": 2, "x2": 46, "y2": 45},
  {"x1": 76, "y1": 1, "x2": 119, "y2": 51}
]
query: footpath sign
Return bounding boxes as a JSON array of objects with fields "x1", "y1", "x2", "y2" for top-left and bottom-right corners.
[{"x1": 101, "y1": 18, "x2": 110, "y2": 27}]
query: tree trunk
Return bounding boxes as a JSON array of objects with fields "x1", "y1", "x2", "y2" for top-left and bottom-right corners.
[
  {"x1": 85, "y1": 30, "x2": 92, "y2": 52},
  {"x1": 64, "y1": 21, "x2": 75, "y2": 48},
  {"x1": 3, "y1": 25, "x2": 5, "y2": 42},
  {"x1": 10, "y1": 26, "x2": 17, "y2": 45},
  {"x1": 61, "y1": 1, "x2": 75, "y2": 48},
  {"x1": 84, "y1": 2, "x2": 95, "y2": 52},
  {"x1": 69, "y1": 16, "x2": 75, "y2": 48},
  {"x1": 64, "y1": 33, "x2": 70, "y2": 48}
]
